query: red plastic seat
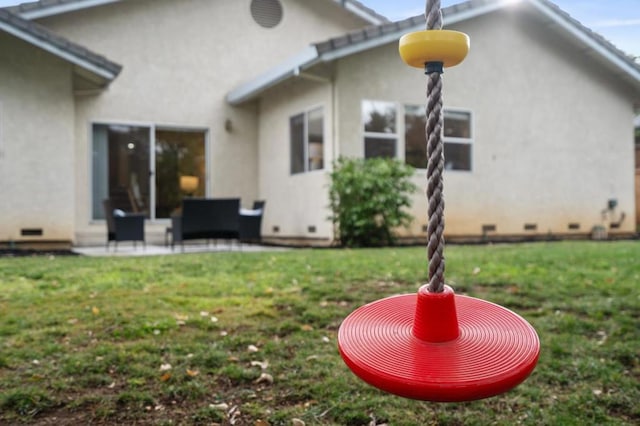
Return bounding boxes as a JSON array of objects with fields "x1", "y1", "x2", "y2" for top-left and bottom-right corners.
[{"x1": 338, "y1": 285, "x2": 540, "y2": 402}]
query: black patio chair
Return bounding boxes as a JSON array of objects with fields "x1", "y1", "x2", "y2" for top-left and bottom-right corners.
[
  {"x1": 103, "y1": 199, "x2": 145, "y2": 251},
  {"x1": 240, "y1": 200, "x2": 266, "y2": 244}
]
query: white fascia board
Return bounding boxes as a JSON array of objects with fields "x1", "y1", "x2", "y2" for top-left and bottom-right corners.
[
  {"x1": 528, "y1": 0, "x2": 640, "y2": 84},
  {"x1": 321, "y1": 1, "x2": 512, "y2": 63},
  {"x1": 226, "y1": 45, "x2": 320, "y2": 105},
  {"x1": 338, "y1": 1, "x2": 387, "y2": 25},
  {"x1": 0, "y1": 20, "x2": 117, "y2": 81},
  {"x1": 18, "y1": 0, "x2": 121, "y2": 19}
]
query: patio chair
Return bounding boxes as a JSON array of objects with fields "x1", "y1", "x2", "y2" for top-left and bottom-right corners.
[
  {"x1": 239, "y1": 200, "x2": 266, "y2": 244},
  {"x1": 103, "y1": 198, "x2": 145, "y2": 250}
]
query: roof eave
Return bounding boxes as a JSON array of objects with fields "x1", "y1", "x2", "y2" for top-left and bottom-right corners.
[
  {"x1": 0, "y1": 19, "x2": 121, "y2": 83},
  {"x1": 14, "y1": 0, "x2": 122, "y2": 19},
  {"x1": 529, "y1": 0, "x2": 640, "y2": 86},
  {"x1": 226, "y1": 46, "x2": 320, "y2": 106}
]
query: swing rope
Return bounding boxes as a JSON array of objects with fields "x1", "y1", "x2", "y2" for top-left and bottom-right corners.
[{"x1": 425, "y1": 0, "x2": 445, "y2": 293}]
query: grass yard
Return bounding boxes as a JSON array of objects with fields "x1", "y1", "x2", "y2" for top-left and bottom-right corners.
[{"x1": 0, "y1": 241, "x2": 639, "y2": 425}]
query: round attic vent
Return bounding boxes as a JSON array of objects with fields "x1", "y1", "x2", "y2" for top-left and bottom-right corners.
[{"x1": 250, "y1": 0, "x2": 283, "y2": 29}]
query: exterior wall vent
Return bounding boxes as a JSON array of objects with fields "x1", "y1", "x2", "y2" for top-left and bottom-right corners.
[
  {"x1": 482, "y1": 224, "x2": 496, "y2": 233},
  {"x1": 524, "y1": 223, "x2": 537, "y2": 231},
  {"x1": 21, "y1": 228, "x2": 43, "y2": 236},
  {"x1": 307, "y1": 226, "x2": 316, "y2": 233},
  {"x1": 568, "y1": 223, "x2": 580, "y2": 230},
  {"x1": 250, "y1": 0, "x2": 283, "y2": 29},
  {"x1": 272, "y1": 226, "x2": 280, "y2": 233}
]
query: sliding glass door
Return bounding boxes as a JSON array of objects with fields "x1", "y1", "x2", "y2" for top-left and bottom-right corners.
[
  {"x1": 155, "y1": 130, "x2": 206, "y2": 218},
  {"x1": 92, "y1": 123, "x2": 206, "y2": 220}
]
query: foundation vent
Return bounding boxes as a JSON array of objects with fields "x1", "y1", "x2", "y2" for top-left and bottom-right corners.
[
  {"x1": 524, "y1": 223, "x2": 537, "y2": 231},
  {"x1": 482, "y1": 224, "x2": 496, "y2": 233},
  {"x1": 568, "y1": 223, "x2": 580, "y2": 230},
  {"x1": 21, "y1": 228, "x2": 43, "y2": 236}
]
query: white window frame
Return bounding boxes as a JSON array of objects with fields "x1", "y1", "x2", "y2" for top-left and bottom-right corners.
[
  {"x1": 401, "y1": 103, "x2": 474, "y2": 172},
  {"x1": 289, "y1": 105, "x2": 325, "y2": 175},
  {"x1": 442, "y1": 107, "x2": 474, "y2": 172},
  {"x1": 362, "y1": 100, "x2": 399, "y2": 159}
]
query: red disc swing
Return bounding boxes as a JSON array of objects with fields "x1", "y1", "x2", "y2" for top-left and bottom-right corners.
[{"x1": 337, "y1": 0, "x2": 540, "y2": 402}]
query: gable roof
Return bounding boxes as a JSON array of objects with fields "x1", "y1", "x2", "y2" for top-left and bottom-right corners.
[
  {"x1": 4, "y1": 0, "x2": 388, "y2": 24},
  {"x1": 0, "y1": 7, "x2": 121, "y2": 88},
  {"x1": 227, "y1": 0, "x2": 640, "y2": 105}
]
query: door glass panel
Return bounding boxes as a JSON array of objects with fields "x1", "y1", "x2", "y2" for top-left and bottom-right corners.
[
  {"x1": 92, "y1": 124, "x2": 150, "y2": 219},
  {"x1": 155, "y1": 130, "x2": 206, "y2": 218}
]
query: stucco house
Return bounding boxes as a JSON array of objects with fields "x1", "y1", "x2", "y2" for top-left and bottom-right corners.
[{"x1": 0, "y1": 0, "x2": 638, "y2": 249}]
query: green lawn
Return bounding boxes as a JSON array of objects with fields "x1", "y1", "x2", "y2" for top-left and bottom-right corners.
[{"x1": 1, "y1": 241, "x2": 639, "y2": 425}]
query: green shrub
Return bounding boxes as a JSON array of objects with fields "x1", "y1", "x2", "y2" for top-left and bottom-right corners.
[{"x1": 328, "y1": 157, "x2": 417, "y2": 247}]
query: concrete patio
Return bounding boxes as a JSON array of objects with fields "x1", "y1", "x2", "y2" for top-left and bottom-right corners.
[{"x1": 73, "y1": 242, "x2": 289, "y2": 257}]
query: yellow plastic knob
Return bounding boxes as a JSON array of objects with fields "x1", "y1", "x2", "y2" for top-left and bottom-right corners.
[{"x1": 399, "y1": 30, "x2": 470, "y2": 68}]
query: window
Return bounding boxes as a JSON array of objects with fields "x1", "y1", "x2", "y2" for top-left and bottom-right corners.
[
  {"x1": 443, "y1": 110, "x2": 472, "y2": 171},
  {"x1": 92, "y1": 124, "x2": 206, "y2": 220},
  {"x1": 363, "y1": 100, "x2": 397, "y2": 159},
  {"x1": 403, "y1": 105, "x2": 473, "y2": 171},
  {"x1": 290, "y1": 107, "x2": 324, "y2": 174},
  {"x1": 404, "y1": 104, "x2": 427, "y2": 168}
]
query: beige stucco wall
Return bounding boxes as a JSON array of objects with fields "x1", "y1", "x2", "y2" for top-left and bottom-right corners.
[
  {"x1": 258, "y1": 79, "x2": 335, "y2": 241},
  {"x1": 334, "y1": 5, "x2": 638, "y2": 239},
  {"x1": 0, "y1": 32, "x2": 76, "y2": 243},
  {"x1": 34, "y1": 0, "x2": 369, "y2": 245}
]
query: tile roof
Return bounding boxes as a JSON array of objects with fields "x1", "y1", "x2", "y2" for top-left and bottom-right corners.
[
  {"x1": 316, "y1": 0, "x2": 639, "y2": 74},
  {"x1": 0, "y1": 7, "x2": 121, "y2": 81}
]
